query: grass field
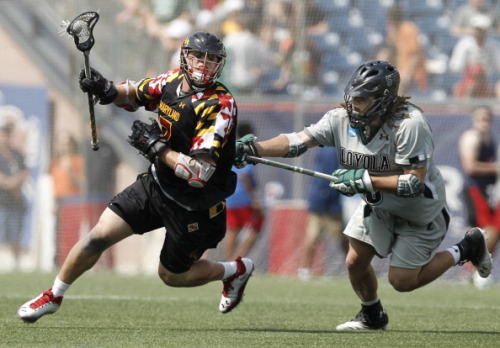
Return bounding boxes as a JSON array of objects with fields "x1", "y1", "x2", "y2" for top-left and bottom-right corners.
[{"x1": 0, "y1": 271, "x2": 499, "y2": 347}]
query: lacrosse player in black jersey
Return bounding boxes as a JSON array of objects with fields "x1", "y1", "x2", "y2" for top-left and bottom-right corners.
[
  {"x1": 18, "y1": 31, "x2": 254, "y2": 323},
  {"x1": 235, "y1": 60, "x2": 493, "y2": 330}
]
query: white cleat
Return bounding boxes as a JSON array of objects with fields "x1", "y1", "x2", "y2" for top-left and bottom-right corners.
[
  {"x1": 17, "y1": 289, "x2": 63, "y2": 323},
  {"x1": 473, "y1": 270, "x2": 494, "y2": 290},
  {"x1": 219, "y1": 257, "x2": 254, "y2": 314},
  {"x1": 336, "y1": 307, "x2": 388, "y2": 331}
]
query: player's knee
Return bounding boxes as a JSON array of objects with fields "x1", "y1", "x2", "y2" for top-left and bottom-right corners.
[
  {"x1": 345, "y1": 255, "x2": 368, "y2": 275},
  {"x1": 158, "y1": 266, "x2": 182, "y2": 287},
  {"x1": 388, "y1": 275, "x2": 417, "y2": 292},
  {"x1": 83, "y1": 234, "x2": 112, "y2": 254},
  {"x1": 158, "y1": 272, "x2": 174, "y2": 287}
]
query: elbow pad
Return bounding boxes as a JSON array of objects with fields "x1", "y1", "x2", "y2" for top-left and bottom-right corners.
[
  {"x1": 283, "y1": 133, "x2": 308, "y2": 158},
  {"x1": 396, "y1": 174, "x2": 425, "y2": 198},
  {"x1": 174, "y1": 153, "x2": 216, "y2": 188}
]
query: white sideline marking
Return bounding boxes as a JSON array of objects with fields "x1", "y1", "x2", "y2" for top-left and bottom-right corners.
[{"x1": 6, "y1": 294, "x2": 500, "y2": 310}]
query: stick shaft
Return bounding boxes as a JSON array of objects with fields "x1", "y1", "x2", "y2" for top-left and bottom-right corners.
[
  {"x1": 245, "y1": 155, "x2": 337, "y2": 181},
  {"x1": 84, "y1": 52, "x2": 99, "y2": 151}
]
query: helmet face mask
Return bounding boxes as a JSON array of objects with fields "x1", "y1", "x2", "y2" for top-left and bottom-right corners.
[
  {"x1": 344, "y1": 60, "x2": 400, "y2": 130},
  {"x1": 180, "y1": 31, "x2": 226, "y2": 90},
  {"x1": 344, "y1": 95, "x2": 374, "y2": 129}
]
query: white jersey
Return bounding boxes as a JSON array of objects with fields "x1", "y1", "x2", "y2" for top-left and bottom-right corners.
[{"x1": 304, "y1": 106, "x2": 447, "y2": 224}]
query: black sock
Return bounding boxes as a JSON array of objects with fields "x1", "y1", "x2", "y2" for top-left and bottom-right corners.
[
  {"x1": 362, "y1": 300, "x2": 383, "y2": 315},
  {"x1": 455, "y1": 237, "x2": 472, "y2": 263}
]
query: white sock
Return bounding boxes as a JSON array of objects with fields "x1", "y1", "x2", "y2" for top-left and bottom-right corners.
[
  {"x1": 446, "y1": 246, "x2": 461, "y2": 265},
  {"x1": 52, "y1": 276, "x2": 71, "y2": 297},
  {"x1": 219, "y1": 261, "x2": 237, "y2": 280},
  {"x1": 361, "y1": 298, "x2": 380, "y2": 306}
]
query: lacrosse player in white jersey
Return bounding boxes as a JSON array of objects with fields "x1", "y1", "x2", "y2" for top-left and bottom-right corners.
[{"x1": 235, "y1": 60, "x2": 493, "y2": 330}]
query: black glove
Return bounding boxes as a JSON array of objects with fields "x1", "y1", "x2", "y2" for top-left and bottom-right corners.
[
  {"x1": 234, "y1": 134, "x2": 260, "y2": 169},
  {"x1": 79, "y1": 67, "x2": 118, "y2": 105},
  {"x1": 128, "y1": 118, "x2": 169, "y2": 162}
]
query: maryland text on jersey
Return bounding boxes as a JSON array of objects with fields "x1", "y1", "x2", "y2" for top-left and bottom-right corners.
[{"x1": 135, "y1": 69, "x2": 237, "y2": 160}]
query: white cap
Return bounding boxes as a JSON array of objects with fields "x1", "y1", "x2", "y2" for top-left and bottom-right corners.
[
  {"x1": 196, "y1": 9, "x2": 215, "y2": 29},
  {"x1": 163, "y1": 18, "x2": 192, "y2": 39},
  {"x1": 470, "y1": 14, "x2": 492, "y2": 30},
  {"x1": 223, "y1": 0, "x2": 245, "y2": 13},
  {"x1": 0, "y1": 105, "x2": 23, "y2": 130}
]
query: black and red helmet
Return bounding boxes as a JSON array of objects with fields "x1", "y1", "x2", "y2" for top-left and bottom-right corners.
[{"x1": 180, "y1": 31, "x2": 226, "y2": 90}]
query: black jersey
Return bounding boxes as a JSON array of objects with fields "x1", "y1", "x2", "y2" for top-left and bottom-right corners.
[
  {"x1": 131, "y1": 69, "x2": 237, "y2": 211},
  {"x1": 467, "y1": 136, "x2": 497, "y2": 191}
]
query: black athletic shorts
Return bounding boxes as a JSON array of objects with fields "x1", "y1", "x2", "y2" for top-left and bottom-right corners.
[{"x1": 108, "y1": 173, "x2": 226, "y2": 273}]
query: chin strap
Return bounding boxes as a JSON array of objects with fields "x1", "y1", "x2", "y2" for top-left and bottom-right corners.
[
  {"x1": 359, "y1": 124, "x2": 382, "y2": 145},
  {"x1": 182, "y1": 70, "x2": 214, "y2": 93}
]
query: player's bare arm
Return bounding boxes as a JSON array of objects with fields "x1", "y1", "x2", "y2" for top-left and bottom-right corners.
[
  {"x1": 113, "y1": 81, "x2": 141, "y2": 109},
  {"x1": 113, "y1": 83, "x2": 133, "y2": 105},
  {"x1": 255, "y1": 131, "x2": 318, "y2": 157}
]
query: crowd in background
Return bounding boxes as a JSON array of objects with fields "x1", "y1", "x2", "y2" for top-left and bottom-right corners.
[{"x1": 115, "y1": 0, "x2": 500, "y2": 98}]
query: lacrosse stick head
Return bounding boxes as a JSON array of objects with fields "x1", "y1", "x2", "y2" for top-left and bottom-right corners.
[{"x1": 66, "y1": 11, "x2": 99, "y2": 52}]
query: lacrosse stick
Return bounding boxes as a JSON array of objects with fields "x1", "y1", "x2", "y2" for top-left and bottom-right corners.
[
  {"x1": 245, "y1": 155, "x2": 338, "y2": 182},
  {"x1": 63, "y1": 11, "x2": 100, "y2": 151}
]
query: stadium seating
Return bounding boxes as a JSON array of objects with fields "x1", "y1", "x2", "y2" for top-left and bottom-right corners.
[
  {"x1": 315, "y1": 0, "x2": 482, "y2": 97},
  {"x1": 403, "y1": 0, "x2": 444, "y2": 15}
]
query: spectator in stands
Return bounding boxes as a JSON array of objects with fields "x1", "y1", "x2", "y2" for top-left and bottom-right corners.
[
  {"x1": 0, "y1": 105, "x2": 27, "y2": 155},
  {"x1": 298, "y1": 147, "x2": 347, "y2": 282},
  {"x1": 270, "y1": 1, "x2": 325, "y2": 94},
  {"x1": 450, "y1": 0, "x2": 500, "y2": 37},
  {"x1": 50, "y1": 133, "x2": 84, "y2": 247},
  {"x1": 161, "y1": 17, "x2": 194, "y2": 70},
  {"x1": 116, "y1": 0, "x2": 196, "y2": 74},
  {"x1": 116, "y1": 0, "x2": 192, "y2": 28},
  {"x1": 260, "y1": 1, "x2": 294, "y2": 93},
  {"x1": 244, "y1": 0, "x2": 265, "y2": 29},
  {"x1": 459, "y1": 106, "x2": 499, "y2": 289},
  {"x1": 376, "y1": 6, "x2": 427, "y2": 95},
  {"x1": 0, "y1": 108, "x2": 28, "y2": 270},
  {"x1": 449, "y1": 14, "x2": 499, "y2": 98},
  {"x1": 224, "y1": 122, "x2": 264, "y2": 261},
  {"x1": 115, "y1": 0, "x2": 150, "y2": 30},
  {"x1": 50, "y1": 134, "x2": 84, "y2": 202},
  {"x1": 219, "y1": 0, "x2": 245, "y2": 36},
  {"x1": 223, "y1": 13, "x2": 274, "y2": 94},
  {"x1": 150, "y1": 0, "x2": 193, "y2": 24}
]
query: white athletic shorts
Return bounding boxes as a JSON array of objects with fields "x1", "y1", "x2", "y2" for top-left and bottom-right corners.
[{"x1": 344, "y1": 200, "x2": 449, "y2": 269}]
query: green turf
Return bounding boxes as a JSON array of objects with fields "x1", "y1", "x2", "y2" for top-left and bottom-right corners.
[{"x1": 0, "y1": 271, "x2": 498, "y2": 347}]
